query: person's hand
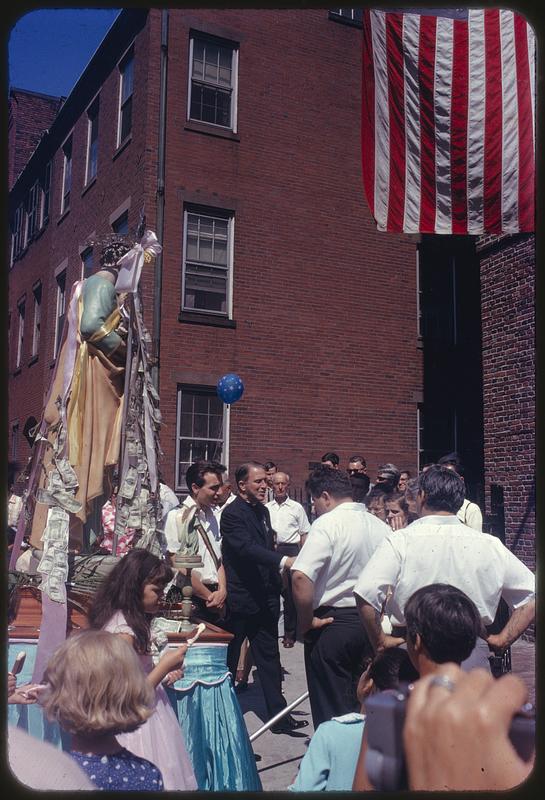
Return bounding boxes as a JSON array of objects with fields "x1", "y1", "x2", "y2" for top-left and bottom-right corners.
[
  {"x1": 284, "y1": 556, "x2": 296, "y2": 569},
  {"x1": 300, "y1": 615, "x2": 334, "y2": 641},
  {"x1": 389, "y1": 515, "x2": 406, "y2": 532},
  {"x1": 8, "y1": 682, "x2": 41, "y2": 705},
  {"x1": 206, "y1": 588, "x2": 226, "y2": 609},
  {"x1": 8, "y1": 672, "x2": 16, "y2": 697},
  {"x1": 163, "y1": 668, "x2": 184, "y2": 687},
  {"x1": 486, "y1": 632, "x2": 508, "y2": 655},
  {"x1": 403, "y1": 664, "x2": 533, "y2": 790},
  {"x1": 375, "y1": 633, "x2": 406, "y2": 652},
  {"x1": 160, "y1": 644, "x2": 188, "y2": 674}
]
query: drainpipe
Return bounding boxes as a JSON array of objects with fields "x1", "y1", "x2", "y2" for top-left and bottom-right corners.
[{"x1": 152, "y1": 9, "x2": 169, "y2": 391}]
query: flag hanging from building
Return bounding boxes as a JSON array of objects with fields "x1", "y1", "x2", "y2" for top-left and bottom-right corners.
[{"x1": 361, "y1": 8, "x2": 535, "y2": 235}]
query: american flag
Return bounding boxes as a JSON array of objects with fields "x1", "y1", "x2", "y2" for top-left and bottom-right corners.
[{"x1": 361, "y1": 8, "x2": 535, "y2": 235}]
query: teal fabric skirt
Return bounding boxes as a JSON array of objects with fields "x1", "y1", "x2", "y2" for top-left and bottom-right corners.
[{"x1": 166, "y1": 643, "x2": 262, "y2": 791}]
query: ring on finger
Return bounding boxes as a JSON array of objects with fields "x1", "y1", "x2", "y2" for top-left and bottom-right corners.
[{"x1": 429, "y1": 675, "x2": 457, "y2": 693}]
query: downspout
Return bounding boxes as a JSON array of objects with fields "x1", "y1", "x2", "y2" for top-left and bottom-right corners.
[{"x1": 152, "y1": 9, "x2": 169, "y2": 391}]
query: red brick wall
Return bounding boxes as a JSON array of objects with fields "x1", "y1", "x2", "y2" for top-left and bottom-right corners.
[
  {"x1": 8, "y1": 90, "x2": 63, "y2": 189},
  {"x1": 478, "y1": 233, "x2": 535, "y2": 573}
]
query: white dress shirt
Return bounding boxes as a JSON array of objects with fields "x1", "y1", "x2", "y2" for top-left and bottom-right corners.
[
  {"x1": 353, "y1": 515, "x2": 535, "y2": 626},
  {"x1": 457, "y1": 498, "x2": 483, "y2": 531},
  {"x1": 212, "y1": 491, "x2": 236, "y2": 523},
  {"x1": 164, "y1": 496, "x2": 222, "y2": 585},
  {"x1": 266, "y1": 496, "x2": 311, "y2": 545},
  {"x1": 291, "y1": 502, "x2": 390, "y2": 609}
]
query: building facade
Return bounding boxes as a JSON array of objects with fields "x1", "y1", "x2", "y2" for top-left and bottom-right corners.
[{"x1": 8, "y1": 8, "x2": 422, "y2": 494}]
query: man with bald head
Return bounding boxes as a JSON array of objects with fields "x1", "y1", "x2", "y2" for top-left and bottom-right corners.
[{"x1": 266, "y1": 472, "x2": 311, "y2": 647}]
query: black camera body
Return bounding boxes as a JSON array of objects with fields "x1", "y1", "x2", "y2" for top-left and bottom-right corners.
[{"x1": 365, "y1": 683, "x2": 535, "y2": 791}]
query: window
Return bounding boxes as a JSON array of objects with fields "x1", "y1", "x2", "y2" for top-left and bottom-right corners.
[
  {"x1": 41, "y1": 161, "x2": 52, "y2": 225},
  {"x1": 176, "y1": 386, "x2": 226, "y2": 491},
  {"x1": 11, "y1": 204, "x2": 26, "y2": 264},
  {"x1": 81, "y1": 247, "x2": 94, "y2": 279},
  {"x1": 54, "y1": 271, "x2": 67, "y2": 357},
  {"x1": 189, "y1": 35, "x2": 238, "y2": 130},
  {"x1": 11, "y1": 423, "x2": 19, "y2": 460},
  {"x1": 329, "y1": 8, "x2": 363, "y2": 25},
  {"x1": 112, "y1": 210, "x2": 129, "y2": 235},
  {"x1": 61, "y1": 136, "x2": 72, "y2": 214},
  {"x1": 31, "y1": 283, "x2": 42, "y2": 358},
  {"x1": 16, "y1": 300, "x2": 25, "y2": 369},
  {"x1": 86, "y1": 98, "x2": 99, "y2": 183},
  {"x1": 27, "y1": 181, "x2": 40, "y2": 241},
  {"x1": 182, "y1": 208, "x2": 233, "y2": 316},
  {"x1": 118, "y1": 48, "x2": 134, "y2": 145}
]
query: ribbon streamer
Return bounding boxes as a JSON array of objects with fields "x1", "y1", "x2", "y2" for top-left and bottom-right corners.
[{"x1": 115, "y1": 230, "x2": 162, "y2": 294}]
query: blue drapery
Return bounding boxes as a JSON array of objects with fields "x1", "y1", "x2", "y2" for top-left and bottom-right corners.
[{"x1": 166, "y1": 644, "x2": 262, "y2": 791}]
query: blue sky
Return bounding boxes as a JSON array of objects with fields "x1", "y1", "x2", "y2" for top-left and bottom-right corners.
[{"x1": 8, "y1": 9, "x2": 121, "y2": 98}]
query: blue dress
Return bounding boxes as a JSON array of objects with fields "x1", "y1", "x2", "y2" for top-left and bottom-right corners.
[{"x1": 70, "y1": 748, "x2": 164, "y2": 791}]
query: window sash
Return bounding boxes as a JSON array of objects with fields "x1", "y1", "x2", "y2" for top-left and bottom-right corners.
[
  {"x1": 62, "y1": 140, "x2": 72, "y2": 213},
  {"x1": 118, "y1": 51, "x2": 134, "y2": 144},
  {"x1": 32, "y1": 285, "x2": 41, "y2": 357},
  {"x1": 27, "y1": 181, "x2": 40, "y2": 240},
  {"x1": 189, "y1": 37, "x2": 236, "y2": 129},
  {"x1": 86, "y1": 104, "x2": 99, "y2": 183},
  {"x1": 55, "y1": 274, "x2": 66, "y2": 358},
  {"x1": 175, "y1": 386, "x2": 226, "y2": 491},
  {"x1": 16, "y1": 302, "x2": 25, "y2": 368},
  {"x1": 41, "y1": 161, "x2": 52, "y2": 225},
  {"x1": 182, "y1": 211, "x2": 233, "y2": 316}
]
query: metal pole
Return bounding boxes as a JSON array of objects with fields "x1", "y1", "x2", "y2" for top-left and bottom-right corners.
[{"x1": 248, "y1": 691, "x2": 309, "y2": 742}]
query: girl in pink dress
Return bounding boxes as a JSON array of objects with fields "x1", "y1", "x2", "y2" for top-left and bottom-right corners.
[{"x1": 87, "y1": 549, "x2": 197, "y2": 790}]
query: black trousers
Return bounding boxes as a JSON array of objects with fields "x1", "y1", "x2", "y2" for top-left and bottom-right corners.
[
  {"x1": 225, "y1": 602, "x2": 287, "y2": 719},
  {"x1": 304, "y1": 605, "x2": 372, "y2": 729},
  {"x1": 276, "y1": 542, "x2": 300, "y2": 640}
]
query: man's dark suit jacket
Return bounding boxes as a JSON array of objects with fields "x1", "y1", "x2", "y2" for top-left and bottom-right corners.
[{"x1": 220, "y1": 495, "x2": 283, "y2": 615}]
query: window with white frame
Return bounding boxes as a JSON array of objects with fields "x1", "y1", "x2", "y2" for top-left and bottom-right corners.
[
  {"x1": 11, "y1": 204, "x2": 26, "y2": 264},
  {"x1": 11, "y1": 423, "x2": 19, "y2": 460},
  {"x1": 189, "y1": 34, "x2": 238, "y2": 130},
  {"x1": 329, "y1": 8, "x2": 363, "y2": 25},
  {"x1": 176, "y1": 386, "x2": 226, "y2": 491},
  {"x1": 86, "y1": 97, "x2": 99, "y2": 183},
  {"x1": 54, "y1": 271, "x2": 67, "y2": 357},
  {"x1": 112, "y1": 210, "x2": 129, "y2": 235},
  {"x1": 27, "y1": 181, "x2": 40, "y2": 241},
  {"x1": 61, "y1": 136, "x2": 72, "y2": 214},
  {"x1": 16, "y1": 300, "x2": 25, "y2": 369},
  {"x1": 31, "y1": 283, "x2": 42, "y2": 358},
  {"x1": 182, "y1": 208, "x2": 233, "y2": 316},
  {"x1": 41, "y1": 161, "x2": 52, "y2": 226},
  {"x1": 118, "y1": 48, "x2": 134, "y2": 146},
  {"x1": 81, "y1": 247, "x2": 94, "y2": 279}
]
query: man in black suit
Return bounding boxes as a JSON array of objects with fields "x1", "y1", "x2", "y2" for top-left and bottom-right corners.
[{"x1": 221, "y1": 461, "x2": 308, "y2": 734}]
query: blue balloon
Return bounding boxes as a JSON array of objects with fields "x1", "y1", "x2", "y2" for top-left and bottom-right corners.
[{"x1": 217, "y1": 373, "x2": 244, "y2": 404}]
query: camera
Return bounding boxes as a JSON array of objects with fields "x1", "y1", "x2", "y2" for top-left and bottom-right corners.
[{"x1": 365, "y1": 683, "x2": 535, "y2": 791}]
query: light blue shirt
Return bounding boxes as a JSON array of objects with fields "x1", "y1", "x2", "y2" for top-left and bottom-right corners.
[{"x1": 288, "y1": 713, "x2": 365, "y2": 791}]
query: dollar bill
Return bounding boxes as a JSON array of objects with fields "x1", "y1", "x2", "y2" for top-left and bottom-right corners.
[
  {"x1": 54, "y1": 458, "x2": 79, "y2": 489},
  {"x1": 119, "y1": 466, "x2": 138, "y2": 500}
]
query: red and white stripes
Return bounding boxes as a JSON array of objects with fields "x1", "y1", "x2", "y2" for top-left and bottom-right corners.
[{"x1": 361, "y1": 8, "x2": 535, "y2": 235}]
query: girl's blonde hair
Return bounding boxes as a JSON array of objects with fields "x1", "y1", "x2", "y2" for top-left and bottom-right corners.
[{"x1": 42, "y1": 629, "x2": 155, "y2": 736}]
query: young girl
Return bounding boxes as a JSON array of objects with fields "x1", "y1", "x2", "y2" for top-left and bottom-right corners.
[
  {"x1": 41, "y1": 630, "x2": 164, "y2": 790},
  {"x1": 87, "y1": 549, "x2": 197, "y2": 791}
]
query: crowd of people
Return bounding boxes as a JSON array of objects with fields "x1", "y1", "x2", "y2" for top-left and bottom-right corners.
[{"x1": 7, "y1": 450, "x2": 535, "y2": 791}]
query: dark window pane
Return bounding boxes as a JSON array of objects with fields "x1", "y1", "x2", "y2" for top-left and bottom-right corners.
[
  {"x1": 120, "y1": 97, "x2": 132, "y2": 141},
  {"x1": 193, "y1": 395, "x2": 209, "y2": 413},
  {"x1": 180, "y1": 411, "x2": 193, "y2": 436},
  {"x1": 208, "y1": 413, "x2": 223, "y2": 439},
  {"x1": 194, "y1": 413, "x2": 208, "y2": 438}
]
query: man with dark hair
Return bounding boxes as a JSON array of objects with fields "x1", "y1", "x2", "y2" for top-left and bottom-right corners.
[
  {"x1": 291, "y1": 466, "x2": 390, "y2": 727},
  {"x1": 348, "y1": 456, "x2": 371, "y2": 498},
  {"x1": 405, "y1": 584, "x2": 483, "y2": 670},
  {"x1": 398, "y1": 469, "x2": 411, "y2": 492},
  {"x1": 438, "y1": 452, "x2": 483, "y2": 531},
  {"x1": 221, "y1": 462, "x2": 307, "y2": 734},
  {"x1": 354, "y1": 465, "x2": 535, "y2": 671},
  {"x1": 321, "y1": 452, "x2": 340, "y2": 469},
  {"x1": 375, "y1": 463, "x2": 401, "y2": 493},
  {"x1": 264, "y1": 461, "x2": 277, "y2": 502},
  {"x1": 164, "y1": 460, "x2": 227, "y2": 621}
]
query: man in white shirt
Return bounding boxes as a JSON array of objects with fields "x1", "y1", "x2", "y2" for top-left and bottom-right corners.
[
  {"x1": 438, "y1": 452, "x2": 483, "y2": 531},
  {"x1": 164, "y1": 460, "x2": 227, "y2": 623},
  {"x1": 291, "y1": 467, "x2": 390, "y2": 728},
  {"x1": 354, "y1": 465, "x2": 535, "y2": 669},
  {"x1": 266, "y1": 471, "x2": 311, "y2": 647}
]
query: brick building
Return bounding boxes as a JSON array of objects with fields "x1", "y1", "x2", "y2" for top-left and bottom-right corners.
[
  {"x1": 8, "y1": 88, "x2": 64, "y2": 191},
  {"x1": 7, "y1": 8, "x2": 535, "y2": 576},
  {"x1": 8, "y1": 8, "x2": 420, "y2": 497}
]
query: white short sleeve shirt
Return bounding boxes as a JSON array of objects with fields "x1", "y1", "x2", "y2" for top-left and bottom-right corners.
[
  {"x1": 353, "y1": 515, "x2": 535, "y2": 625},
  {"x1": 291, "y1": 502, "x2": 390, "y2": 608},
  {"x1": 266, "y1": 496, "x2": 311, "y2": 545},
  {"x1": 164, "y1": 496, "x2": 222, "y2": 585}
]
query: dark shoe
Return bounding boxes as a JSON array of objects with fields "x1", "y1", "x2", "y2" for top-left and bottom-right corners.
[
  {"x1": 234, "y1": 681, "x2": 249, "y2": 694},
  {"x1": 270, "y1": 715, "x2": 309, "y2": 735},
  {"x1": 282, "y1": 638, "x2": 295, "y2": 648}
]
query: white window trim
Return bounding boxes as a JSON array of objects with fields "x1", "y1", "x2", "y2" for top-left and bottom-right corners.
[
  {"x1": 61, "y1": 134, "x2": 73, "y2": 215},
  {"x1": 16, "y1": 300, "x2": 25, "y2": 369},
  {"x1": 85, "y1": 94, "x2": 100, "y2": 185},
  {"x1": 31, "y1": 283, "x2": 41, "y2": 358},
  {"x1": 80, "y1": 246, "x2": 94, "y2": 280},
  {"x1": 54, "y1": 271, "x2": 67, "y2": 359},
  {"x1": 40, "y1": 161, "x2": 52, "y2": 227},
  {"x1": 174, "y1": 385, "x2": 229, "y2": 493},
  {"x1": 109, "y1": 197, "x2": 131, "y2": 229},
  {"x1": 27, "y1": 180, "x2": 40, "y2": 241},
  {"x1": 181, "y1": 208, "x2": 234, "y2": 318},
  {"x1": 187, "y1": 35, "x2": 239, "y2": 132},
  {"x1": 117, "y1": 45, "x2": 134, "y2": 148}
]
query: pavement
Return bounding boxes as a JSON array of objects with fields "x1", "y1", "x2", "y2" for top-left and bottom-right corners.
[{"x1": 236, "y1": 632, "x2": 535, "y2": 791}]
